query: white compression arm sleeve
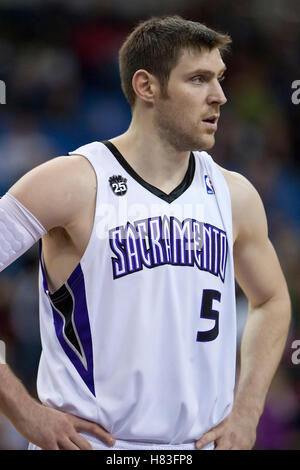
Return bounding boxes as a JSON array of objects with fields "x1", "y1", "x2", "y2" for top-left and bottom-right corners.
[{"x1": 0, "y1": 193, "x2": 47, "y2": 272}]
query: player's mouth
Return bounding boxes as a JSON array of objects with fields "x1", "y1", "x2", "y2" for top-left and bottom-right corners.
[{"x1": 202, "y1": 114, "x2": 219, "y2": 131}]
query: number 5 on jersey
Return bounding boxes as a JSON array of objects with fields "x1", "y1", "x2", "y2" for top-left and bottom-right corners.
[{"x1": 196, "y1": 289, "x2": 221, "y2": 342}]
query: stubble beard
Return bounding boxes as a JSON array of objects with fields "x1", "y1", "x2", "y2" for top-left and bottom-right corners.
[{"x1": 153, "y1": 100, "x2": 215, "y2": 152}]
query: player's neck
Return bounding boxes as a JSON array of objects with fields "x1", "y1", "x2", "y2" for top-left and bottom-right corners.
[{"x1": 109, "y1": 123, "x2": 191, "y2": 195}]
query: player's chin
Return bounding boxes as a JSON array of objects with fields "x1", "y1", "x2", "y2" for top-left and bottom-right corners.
[{"x1": 199, "y1": 134, "x2": 215, "y2": 151}]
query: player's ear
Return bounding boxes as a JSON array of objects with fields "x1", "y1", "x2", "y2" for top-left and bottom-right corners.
[{"x1": 131, "y1": 69, "x2": 159, "y2": 106}]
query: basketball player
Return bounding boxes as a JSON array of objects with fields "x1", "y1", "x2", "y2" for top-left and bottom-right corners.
[{"x1": 0, "y1": 16, "x2": 291, "y2": 450}]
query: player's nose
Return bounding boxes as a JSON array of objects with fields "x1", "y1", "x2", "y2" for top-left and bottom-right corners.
[{"x1": 207, "y1": 81, "x2": 227, "y2": 106}]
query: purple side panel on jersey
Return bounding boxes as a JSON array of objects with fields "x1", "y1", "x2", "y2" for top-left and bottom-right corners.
[{"x1": 38, "y1": 241, "x2": 95, "y2": 396}]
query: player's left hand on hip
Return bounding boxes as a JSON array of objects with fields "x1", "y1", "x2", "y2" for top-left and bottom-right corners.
[{"x1": 194, "y1": 407, "x2": 259, "y2": 450}]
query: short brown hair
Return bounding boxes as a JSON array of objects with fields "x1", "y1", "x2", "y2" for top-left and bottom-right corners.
[{"x1": 119, "y1": 15, "x2": 231, "y2": 109}]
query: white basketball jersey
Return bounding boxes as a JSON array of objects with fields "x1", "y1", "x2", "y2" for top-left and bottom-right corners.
[{"x1": 37, "y1": 140, "x2": 237, "y2": 445}]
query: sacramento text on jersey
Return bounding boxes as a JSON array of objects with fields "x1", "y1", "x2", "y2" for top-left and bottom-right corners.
[{"x1": 109, "y1": 215, "x2": 228, "y2": 281}]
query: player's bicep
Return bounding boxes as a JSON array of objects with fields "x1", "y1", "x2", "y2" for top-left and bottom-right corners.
[
  {"x1": 233, "y1": 181, "x2": 288, "y2": 308},
  {"x1": 234, "y1": 237, "x2": 287, "y2": 308}
]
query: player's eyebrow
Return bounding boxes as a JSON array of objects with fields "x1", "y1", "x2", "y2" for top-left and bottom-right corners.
[{"x1": 187, "y1": 65, "x2": 227, "y2": 77}]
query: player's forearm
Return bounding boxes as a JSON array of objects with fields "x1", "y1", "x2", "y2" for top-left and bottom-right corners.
[
  {"x1": 233, "y1": 293, "x2": 291, "y2": 420},
  {"x1": 0, "y1": 364, "x2": 39, "y2": 428}
]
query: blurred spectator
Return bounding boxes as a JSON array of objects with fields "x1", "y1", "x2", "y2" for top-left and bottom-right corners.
[
  {"x1": 255, "y1": 369, "x2": 300, "y2": 450},
  {"x1": 0, "y1": 113, "x2": 57, "y2": 193}
]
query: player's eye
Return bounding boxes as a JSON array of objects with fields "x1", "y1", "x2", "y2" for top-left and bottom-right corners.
[
  {"x1": 191, "y1": 76, "x2": 205, "y2": 84},
  {"x1": 218, "y1": 75, "x2": 225, "y2": 83}
]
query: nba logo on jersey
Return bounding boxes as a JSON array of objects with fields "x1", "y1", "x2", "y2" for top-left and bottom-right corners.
[{"x1": 204, "y1": 175, "x2": 215, "y2": 194}]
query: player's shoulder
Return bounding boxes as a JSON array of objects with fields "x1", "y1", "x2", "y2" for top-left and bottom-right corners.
[
  {"x1": 216, "y1": 164, "x2": 268, "y2": 239},
  {"x1": 38, "y1": 152, "x2": 95, "y2": 178},
  {"x1": 216, "y1": 164, "x2": 263, "y2": 209},
  {"x1": 15, "y1": 152, "x2": 95, "y2": 189},
  {"x1": 8, "y1": 153, "x2": 96, "y2": 232},
  {"x1": 216, "y1": 163, "x2": 251, "y2": 189}
]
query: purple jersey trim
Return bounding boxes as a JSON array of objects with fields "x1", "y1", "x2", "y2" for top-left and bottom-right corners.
[{"x1": 39, "y1": 240, "x2": 95, "y2": 396}]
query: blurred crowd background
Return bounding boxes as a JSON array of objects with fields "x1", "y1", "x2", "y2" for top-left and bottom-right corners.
[{"x1": 0, "y1": 0, "x2": 299, "y2": 450}]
